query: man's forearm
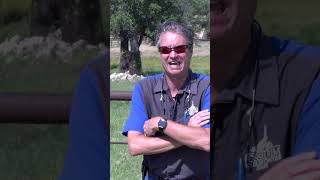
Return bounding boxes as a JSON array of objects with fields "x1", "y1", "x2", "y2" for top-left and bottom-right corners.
[
  {"x1": 163, "y1": 120, "x2": 210, "y2": 152},
  {"x1": 127, "y1": 131, "x2": 182, "y2": 156}
]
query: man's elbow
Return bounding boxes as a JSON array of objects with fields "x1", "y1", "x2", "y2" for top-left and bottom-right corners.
[
  {"x1": 189, "y1": 141, "x2": 210, "y2": 152},
  {"x1": 201, "y1": 143, "x2": 210, "y2": 152},
  {"x1": 128, "y1": 141, "x2": 142, "y2": 156},
  {"x1": 193, "y1": 139, "x2": 210, "y2": 152},
  {"x1": 197, "y1": 129, "x2": 210, "y2": 152}
]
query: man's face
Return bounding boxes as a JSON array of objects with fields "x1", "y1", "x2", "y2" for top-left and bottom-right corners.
[
  {"x1": 159, "y1": 32, "x2": 192, "y2": 78},
  {"x1": 211, "y1": 0, "x2": 257, "y2": 41}
]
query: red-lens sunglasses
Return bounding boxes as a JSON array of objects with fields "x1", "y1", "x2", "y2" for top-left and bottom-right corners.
[{"x1": 158, "y1": 45, "x2": 189, "y2": 54}]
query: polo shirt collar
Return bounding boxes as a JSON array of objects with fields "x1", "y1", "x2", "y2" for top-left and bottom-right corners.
[
  {"x1": 154, "y1": 70, "x2": 198, "y2": 95},
  {"x1": 216, "y1": 35, "x2": 281, "y2": 106}
]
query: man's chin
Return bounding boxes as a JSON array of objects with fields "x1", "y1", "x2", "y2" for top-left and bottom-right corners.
[
  {"x1": 165, "y1": 70, "x2": 185, "y2": 78},
  {"x1": 211, "y1": 27, "x2": 229, "y2": 42}
]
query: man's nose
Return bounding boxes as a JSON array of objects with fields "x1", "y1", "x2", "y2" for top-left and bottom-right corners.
[{"x1": 169, "y1": 50, "x2": 178, "y2": 58}]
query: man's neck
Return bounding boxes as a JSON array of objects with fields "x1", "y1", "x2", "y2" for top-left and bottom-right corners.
[
  {"x1": 165, "y1": 72, "x2": 189, "y2": 97},
  {"x1": 212, "y1": 31, "x2": 252, "y2": 93}
]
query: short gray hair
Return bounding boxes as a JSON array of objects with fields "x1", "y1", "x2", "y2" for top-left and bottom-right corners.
[{"x1": 156, "y1": 21, "x2": 194, "y2": 50}]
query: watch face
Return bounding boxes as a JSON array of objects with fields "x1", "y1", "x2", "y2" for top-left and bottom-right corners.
[
  {"x1": 159, "y1": 119, "x2": 165, "y2": 128},
  {"x1": 158, "y1": 118, "x2": 167, "y2": 130}
]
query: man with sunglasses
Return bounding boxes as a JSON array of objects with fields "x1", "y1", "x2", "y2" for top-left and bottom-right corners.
[
  {"x1": 212, "y1": 0, "x2": 320, "y2": 179},
  {"x1": 123, "y1": 21, "x2": 210, "y2": 179}
]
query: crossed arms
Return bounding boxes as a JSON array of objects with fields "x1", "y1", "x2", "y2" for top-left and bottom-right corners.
[{"x1": 128, "y1": 110, "x2": 210, "y2": 156}]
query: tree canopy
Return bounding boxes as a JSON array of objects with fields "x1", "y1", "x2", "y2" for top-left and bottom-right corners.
[{"x1": 110, "y1": 0, "x2": 209, "y2": 74}]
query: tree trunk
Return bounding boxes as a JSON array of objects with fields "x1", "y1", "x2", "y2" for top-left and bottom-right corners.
[
  {"x1": 119, "y1": 32, "x2": 142, "y2": 75},
  {"x1": 128, "y1": 35, "x2": 142, "y2": 75},
  {"x1": 30, "y1": 0, "x2": 62, "y2": 36},
  {"x1": 61, "y1": 0, "x2": 104, "y2": 44},
  {"x1": 119, "y1": 30, "x2": 130, "y2": 73},
  {"x1": 31, "y1": 0, "x2": 105, "y2": 44}
]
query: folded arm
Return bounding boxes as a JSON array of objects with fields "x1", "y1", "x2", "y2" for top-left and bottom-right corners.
[
  {"x1": 164, "y1": 120, "x2": 210, "y2": 152},
  {"x1": 127, "y1": 131, "x2": 182, "y2": 156},
  {"x1": 143, "y1": 110, "x2": 210, "y2": 152}
]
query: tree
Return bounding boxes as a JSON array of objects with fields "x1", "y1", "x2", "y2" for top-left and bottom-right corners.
[
  {"x1": 110, "y1": 0, "x2": 183, "y2": 75},
  {"x1": 179, "y1": 0, "x2": 210, "y2": 34},
  {"x1": 30, "y1": 0, "x2": 105, "y2": 44}
]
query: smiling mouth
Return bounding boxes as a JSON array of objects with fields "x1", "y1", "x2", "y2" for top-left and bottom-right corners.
[
  {"x1": 212, "y1": 1, "x2": 226, "y2": 15},
  {"x1": 169, "y1": 61, "x2": 181, "y2": 66}
]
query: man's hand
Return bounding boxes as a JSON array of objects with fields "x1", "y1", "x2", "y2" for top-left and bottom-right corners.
[
  {"x1": 259, "y1": 152, "x2": 320, "y2": 180},
  {"x1": 188, "y1": 110, "x2": 210, "y2": 127},
  {"x1": 143, "y1": 117, "x2": 162, "y2": 136}
]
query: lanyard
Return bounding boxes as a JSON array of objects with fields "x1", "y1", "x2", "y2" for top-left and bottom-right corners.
[
  {"x1": 238, "y1": 20, "x2": 262, "y2": 180},
  {"x1": 160, "y1": 73, "x2": 193, "y2": 123}
]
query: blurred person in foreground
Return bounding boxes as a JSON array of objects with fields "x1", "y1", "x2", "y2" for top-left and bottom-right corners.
[
  {"x1": 212, "y1": 0, "x2": 320, "y2": 179},
  {"x1": 123, "y1": 21, "x2": 210, "y2": 180},
  {"x1": 59, "y1": 57, "x2": 109, "y2": 180}
]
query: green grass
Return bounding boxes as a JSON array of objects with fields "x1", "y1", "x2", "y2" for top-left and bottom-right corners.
[
  {"x1": 110, "y1": 101, "x2": 142, "y2": 180},
  {"x1": 0, "y1": 124, "x2": 68, "y2": 180},
  {"x1": 110, "y1": 57, "x2": 210, "y2": 76},
  {"x1": 0, "y1": 51, "x2": 97, "y2": 93},
  {"x1": 256, "y1": 0, "x2": 320, "y2": 46},
  {"x1": 111, "y1": 81, "x2": 136, "y2": 91},
  {"x1": 110, "y1": 56, "x2": 210, "y2": 91}
]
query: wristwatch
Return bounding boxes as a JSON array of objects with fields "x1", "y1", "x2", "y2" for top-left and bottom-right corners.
[{"x1": 158, "y1": 118, "x2": 167, "y2": 133}]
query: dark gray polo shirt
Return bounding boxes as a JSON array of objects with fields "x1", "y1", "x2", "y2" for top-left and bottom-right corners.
[
  {"x1": 123, "y1": 70, "x2": 210, "y2": 179},
  {"x1": 213, "y1": 34, "x2": 320, "y2": 180}
]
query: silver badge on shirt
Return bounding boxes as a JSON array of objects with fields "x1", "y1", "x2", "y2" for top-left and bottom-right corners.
[{"x1": 187, "y1": 101, "x2": 198, "y2": 116}]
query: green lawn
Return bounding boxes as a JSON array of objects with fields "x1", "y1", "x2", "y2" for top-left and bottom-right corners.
[
  {"x1": 0, "y1": 124, "x2": 68, "y2": 180},
  {"x1": 110, "y1": 56, "x2": 210, "y2": 91},
  {"x1": 256, "y1": 0, "x2": 320, "y2": 46},
  {"x1": 110, "y1": 101, "x2": 142, "y2": 180}
]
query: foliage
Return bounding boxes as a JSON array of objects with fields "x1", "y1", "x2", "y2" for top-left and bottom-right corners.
[
  {"x1": 100, "y1": 0, "x2": 110, "y2": 44},
  {"x1": 178, "y1": 0, "x2": 210, "y2": 33},
  {"x1": 110, "y1": 0, "x2": 182, "y2": 41},
  {"x1": 110, "y1": 0, "x2": 209, "y2": 42},
  {"x1": 0, "y1": 0, "x2": 31, "y2": 25},
  {"x1": 110, "y1": 0, "x2": 209, "y2": 74},
  {"x1": 0, "y1": 0, "x2": 32, "y2": 42}
]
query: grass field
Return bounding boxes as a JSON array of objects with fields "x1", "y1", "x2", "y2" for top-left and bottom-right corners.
[
  {"x1": 110, "y1": 101, "x2": 142, "y2": 180},
  {"x1": 1, "y1": 0, "x2": 320, "y2": 179},
  {"x1": 0, "y1": 124, "x2": 68, "y2": 180},
  {"x1": 256, "y1": 0, "x2": 320, "y2": 46}
]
